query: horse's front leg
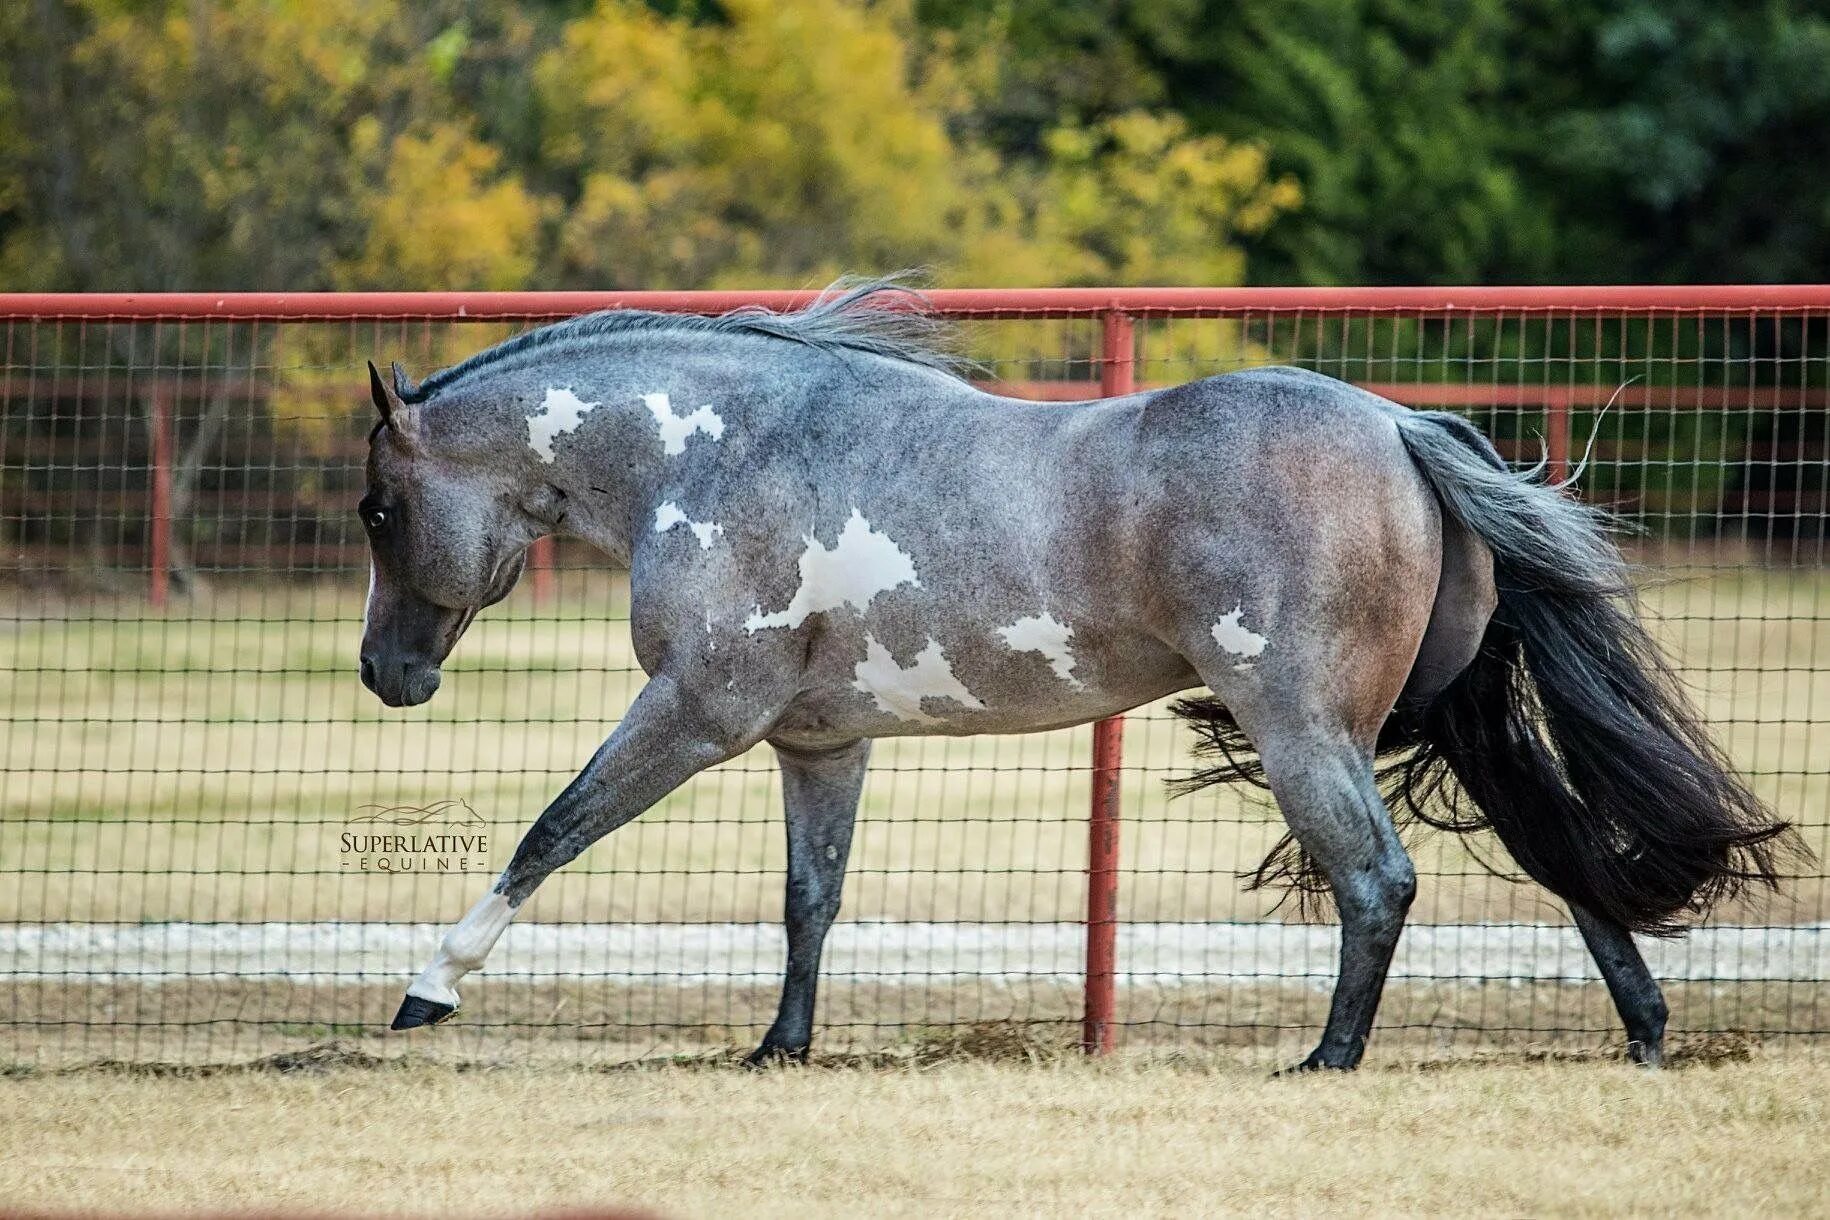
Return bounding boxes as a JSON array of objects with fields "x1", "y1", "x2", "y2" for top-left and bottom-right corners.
[
  {"x1": 746, "y1": 739, "x2": 871, "y2": 1065},
  {"x1": 390, "y1": 675, "x2": 757, "y2": 1029}
]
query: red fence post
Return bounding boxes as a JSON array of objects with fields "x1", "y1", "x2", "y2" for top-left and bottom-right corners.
[
  {"x1": 529, "y1": 536, "x2": 555, "y2": 604},
  {"x1": 1546, "y1": 391, "x2": 1572, "y2": 485},
  {"x1": 148, "y1": 388, "x2": 173, "y2": 608},
  {"x1": 1084, "y1": 311, "x2": 1134, "y2": 1056}
]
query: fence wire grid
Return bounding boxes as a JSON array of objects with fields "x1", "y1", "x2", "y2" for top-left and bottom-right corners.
[{"x1": 2, "y1": 290, "x2": 1827, "y2": 1069}]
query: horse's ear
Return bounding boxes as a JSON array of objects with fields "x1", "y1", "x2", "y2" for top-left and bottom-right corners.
[
  {"x1": 390, "y1": 361, "x2": 418, "y2": 401},
  {"x1": 367, "y1": 360, "x2": 417, "y2": 448}
]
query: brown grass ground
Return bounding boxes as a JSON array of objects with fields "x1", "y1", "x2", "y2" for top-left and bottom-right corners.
[
  {"x1": 9, "y1": 977, "x2": 1827, "y2": 1071},
  {"x1": 2, "y1": 1044, "x2": 1826, "y2": 1217}
]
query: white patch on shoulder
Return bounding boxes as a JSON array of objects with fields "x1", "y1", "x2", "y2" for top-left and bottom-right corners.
[
  {"x1": 653, "y1": 501, "x2": 724, "y2": 549},
  {"x1": 1211, "y1": 605, "x2": 1270, "y2": 659},
  {"x1": 852, "y1": 635, "x2": 986, "y2": 724},
  {"x1": 743, "y1": 509, "x2": 918, "y2": 632},
  {"x1": 644, "y1": 391, "x2": 724, "y2": 455},
  {"x1": 526, "y1": 387, "x2": 602, "y2": 463},
  {"x1": 997, "y1": 612, "x2": 1083, "y2": 690}
]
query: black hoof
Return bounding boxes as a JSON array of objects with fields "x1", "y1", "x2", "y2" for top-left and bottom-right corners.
[
  {"x1": 1627, "y1": 1039, "x2": 1666, "y2": 1068},
  {"x1": 1273, "y1": 1052, "x2": 1354, "y2": 1078},
  {"x1": 743, "y1": 1042, "x2": 809, "y2": 1068},
  {"x1": 390, "y1": 994, "x2": 456, "y2": 1030}
]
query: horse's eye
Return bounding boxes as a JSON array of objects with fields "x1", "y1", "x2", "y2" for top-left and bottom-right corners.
[{"x1": 362, "y1": 507, "x2": 389, "y2": 533}]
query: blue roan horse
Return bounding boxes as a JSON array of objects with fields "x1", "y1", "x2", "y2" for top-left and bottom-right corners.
[{"x1": 358, "y1": 280, "x2": 1794, "y2": 1070}]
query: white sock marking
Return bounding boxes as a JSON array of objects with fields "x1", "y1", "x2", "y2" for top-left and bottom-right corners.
[
  {"x1": 644, "y1": 391, "x2": 724, "y2": 455},
  {"x1": 744, "y1": 509, "x2": 918, "y2": 632},
  {"x1": 852, "y1": 635, "x2": 985, "y2": 724},
  {"x1": 405, "y1": 887, "x2": 517, "y2": 1009},
  {"x1": 653, "y1": 501, "x2": 725, "y2": 549},
  {"x1": 997, "y1": 612, "x2": 1083, "y2": 689},
  {"x1": 1211, "y1": 605, "x2": 1270, "y2": 659},
  {"x1": 526, "y1": 387, "x2": 603, "y2": 463}
]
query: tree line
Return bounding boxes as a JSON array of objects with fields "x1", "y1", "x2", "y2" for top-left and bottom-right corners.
[{"x1": 5, "y1": 0, "x2": 1825, "y2": 293}]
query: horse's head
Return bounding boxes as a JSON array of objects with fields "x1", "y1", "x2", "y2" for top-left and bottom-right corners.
[{"x1": 358, "y1": 361, "x2": 530, "y2": 707}]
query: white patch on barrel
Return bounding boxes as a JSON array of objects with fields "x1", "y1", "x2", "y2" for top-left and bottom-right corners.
[
  {"x1": 405, "y1": 886, "x2": 517, "y2": 1009},
  {"x1": 743, "y1": 509, "x2": 918, "y2": 632},
  {"x1": 526, "y1": 387, "x2": 602, "y2": 463},
  {"x1": 1211, "y1": 605, "x2": 1269, "y2": 660},
  {"x1": 852, "y1": 635, "x2": 985, "y2": 724},
  {"x1": 644, "y1": 391, "x2": 724, "y2": 455},
  {"x1": 653, "y1": 501, "x2": 724, "y2": 549},
  {"x1": 997, "y1": 612, "x2": 1083, "y2": 689}
]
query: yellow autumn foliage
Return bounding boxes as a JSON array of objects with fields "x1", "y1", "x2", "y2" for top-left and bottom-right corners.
[
  {"x1": 7, "y1": 0, "x2": 1295, "y2": 295},
  {"x1": 536, "y1": 0, "x2": 1297, "y2": 290},
  {"x1": 334, "y1": 123, "x2": 545, "y2": 292}
]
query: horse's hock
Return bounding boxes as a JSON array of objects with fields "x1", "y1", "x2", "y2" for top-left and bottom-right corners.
[{"x1": 2, "y1": 286, "x2": 1827, "y2": 1069}]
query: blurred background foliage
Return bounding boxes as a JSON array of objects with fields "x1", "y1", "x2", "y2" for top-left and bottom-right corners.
[{"x1": 5, "y1": 0, "x2": 1826, "y2": 293}]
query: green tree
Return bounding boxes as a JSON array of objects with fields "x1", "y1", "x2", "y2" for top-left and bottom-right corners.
[
  {"x1": 921, "y1": 0, "x2": 1830, "y2": 285},
  {"x1": 1516, "y1": 0, "x2": 1830, "y2": 283}
]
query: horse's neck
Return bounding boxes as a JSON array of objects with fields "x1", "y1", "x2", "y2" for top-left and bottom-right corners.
[
  {"x1": 516, "y1": 345, "x2": 756, "y2": 559},
  {"x1": 505, "y1": 339, "x2": 975, "y2": 557}
]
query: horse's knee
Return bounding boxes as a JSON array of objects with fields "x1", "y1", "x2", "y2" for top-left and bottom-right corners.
[
  {"x1": 1338, "y1": 848, "x2": 1415, "y2": 938},
  {"x1": 1377, "y1": 850, "x2": 1417, "y2": 912}
]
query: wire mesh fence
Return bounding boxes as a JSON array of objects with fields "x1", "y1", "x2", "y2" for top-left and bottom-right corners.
[{"x1": 2, "y1": 289, "x2": 1826, "y2": 1069}]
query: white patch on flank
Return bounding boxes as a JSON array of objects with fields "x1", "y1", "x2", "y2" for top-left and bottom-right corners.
[
  {"x1": 405, "y1": 886, "x2": 517, "y2": 1009},
  {"x1": 997, "y1": 612, "x2": 1083, "y2": 689},
  {"x1": 743, "y1": 509, "x2": 918, "y2": 632},
  {"x1": 1211, "y1": 604, "x2": 1269, "y2": 660},
  {"x1": 644, "y1": 391, "x2": 724, "y2": 455},
  {"x1": 526, "y1": 387, "x2": 603, "y2": 463},
  {"x1": 852, "y1": 635, "x2": 985, "y2": 724},
  {"x1": 653, "y1": 501, "x2": 725, "y2": 549}
]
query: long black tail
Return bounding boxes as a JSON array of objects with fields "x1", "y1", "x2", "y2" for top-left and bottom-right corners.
[{"x1": 1174, "y1": 411, "x2": 1799, "y2": 934}]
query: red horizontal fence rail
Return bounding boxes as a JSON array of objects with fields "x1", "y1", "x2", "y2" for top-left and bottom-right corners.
[
  {"x1": 3, "y1": 285, "x2": 1827, "y2": 1069},
  {"x1": 10, "y1": 284, "x2": 1830, "y2": 318}
]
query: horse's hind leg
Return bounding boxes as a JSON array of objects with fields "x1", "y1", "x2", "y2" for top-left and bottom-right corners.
[
  {"x1": 1251, "y1": 727, "x2": 1416, "y2": 1071},
  {"x1": 747, "y1": 739, "x2": 871, "y2": 1065},
  {"x1": 1200, "y1": 654, "x2": 1427, "y2": 1075},
  {"x1": 1570, "y1": 904, "x2": 1668, "y2": 1066}
]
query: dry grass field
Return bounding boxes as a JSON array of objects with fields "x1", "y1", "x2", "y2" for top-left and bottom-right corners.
[
  {"x1": 2, "y1": 1044, "x2": 1827, "y2": 1217},
  {"x1": 2, "y1": 558, "x2": 1827, "y2": 1218}
]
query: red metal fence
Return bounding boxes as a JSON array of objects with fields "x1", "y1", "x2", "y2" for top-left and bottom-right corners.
[{"x1": 3, "y1": 287, "x2": 1827, "y2": 1068}]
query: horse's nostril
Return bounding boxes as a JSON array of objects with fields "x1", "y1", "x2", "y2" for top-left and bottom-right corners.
[{"x1": 360, "y1": 656, "x2": 377, "y2": 689}]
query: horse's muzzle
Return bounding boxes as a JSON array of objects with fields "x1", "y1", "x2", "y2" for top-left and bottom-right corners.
[{"x1": 360, "y1": 652, "x2": 443, "y2": 707}]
